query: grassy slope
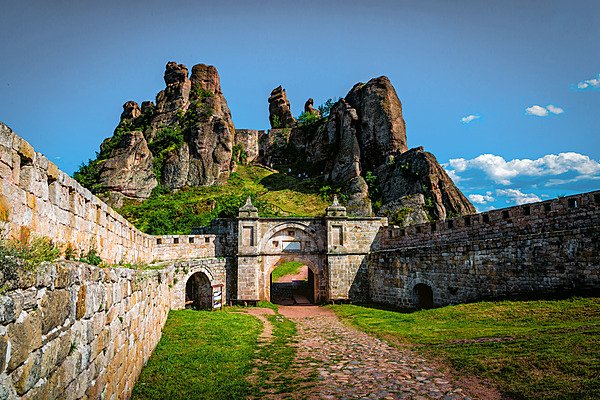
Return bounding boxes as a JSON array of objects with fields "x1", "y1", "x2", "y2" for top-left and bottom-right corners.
[
  {"x1": 117, "y1": 165, "x2": 330, "y2": 235},
  {"x1": 131, "y1": 309, "x2": 262, "y2": 400},
  {"x1": 330, "y1": 298, "x2": 600, "y2": 400},
  {"x1": 271, "y1": 261, "x2": 305, "y2": 282}
]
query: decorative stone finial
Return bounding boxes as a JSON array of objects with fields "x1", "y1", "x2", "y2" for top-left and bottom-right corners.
[
  {"x1": 238, "y1": 196, "x2": 259, "y2": 218},
  {"x1": 326, "y1": 195, "x2": 347, "y2": 218}
]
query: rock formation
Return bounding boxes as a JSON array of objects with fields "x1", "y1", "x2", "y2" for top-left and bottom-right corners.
[
  {"x1": 265, "y1": 75, "x2": 474, "y2": 219},
  {"x1": 78, "y1": 61, "x2": 473, "y2": 223},
  {"x1": 378, "y1": 147, "x2": 475, "y2": 220},
  {"x1": 304, "y1": 98, "x2": 321, "y2": 117},
  {"x1": 94, "y1": 61, "x2": 235, "y2": 205},
  {"x1": 98, "y1": 131, "x2": 157, "y2": 206},
  {"x1": 268, "y1": 86, "x2": 295, "y2": 128}
]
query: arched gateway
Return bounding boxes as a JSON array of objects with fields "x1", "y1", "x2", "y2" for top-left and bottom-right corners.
[{"x1": 235, "y1": 197, "x2": 387, "y2": 304}]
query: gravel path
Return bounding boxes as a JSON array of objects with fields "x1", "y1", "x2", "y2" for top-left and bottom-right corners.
[{"x1": 277, "y1": 305, "x2": 486, "y2": 400}]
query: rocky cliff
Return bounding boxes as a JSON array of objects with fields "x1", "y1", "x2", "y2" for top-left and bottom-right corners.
[
  {"x1": 76, "y1": 61, "x2": 474, "y2": 222},
  {"x1": 263, "y1": 76, "x2": 474, "y2": 220},
  {"x1": 84, "y1": 61, "x2": 235, "y2": 207}
]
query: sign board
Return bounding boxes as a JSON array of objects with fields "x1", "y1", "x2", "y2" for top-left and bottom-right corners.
[{"x1": 212, "y1": 284, "x2": 223, "y2": 310}]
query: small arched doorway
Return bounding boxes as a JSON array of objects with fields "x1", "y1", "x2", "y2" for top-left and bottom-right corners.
[
  {"x1": 413, "y1": 283, "x2": 434, "y2": 309},
  {"x1": 269, "y1": 261, "x2": 315, "y2": 305},
  {"x1": 185, "y1": 272, "x2": 212, "y2": 310}
]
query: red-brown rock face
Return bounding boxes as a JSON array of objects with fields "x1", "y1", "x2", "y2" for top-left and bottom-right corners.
[
  {"x1": 268, "y1": 86, "x2": 296, "y2": 128},
  {"x1": 96, "y1": 61, "x2": 235, "y2": 204}
]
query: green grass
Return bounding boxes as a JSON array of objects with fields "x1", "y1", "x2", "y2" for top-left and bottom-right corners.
[
  {"x1": 250, "y1": 307, "x2": 317, "y2": 397},
  {"x1": 118, "y1": 165, "x2": 330, "y2": 234},
  {"x1": 271, "y1": 261, "x2": 305, "y2": 282},
  {"x1": 330, "y1": 298, "x2": 600, "y2": 400},
  {"x1": 131, "y1": 309, "x2": 262, "y2": 400}
]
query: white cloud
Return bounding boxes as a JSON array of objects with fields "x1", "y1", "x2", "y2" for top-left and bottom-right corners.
[
  {"x1": 447, "y1": 152, "x2": 600, "y2": 185},
  {"x1": 446, "y1": 169, "x2": 463, "y2": 183},
  {"x1": 576, "y1": 74, "x2": 600, "y2": 90},
  {"x1": 526, "y1": 105, "x2": 548, "y2": 117},
  {"x1": 496, "y1": 189, "x2": 541, "y2": 205},
  {"x1": 468, "y1": 191, "x2": 495, "y2": 204},
  {"x1": 461, "y1": 114, "x2": 480, "y2": 124},
  {"x1": 546, "y1": 104, "x2": 564, "y2": 115},
  {"x1": 525, "y1": 104, "x2": 564, "y2": 117}
]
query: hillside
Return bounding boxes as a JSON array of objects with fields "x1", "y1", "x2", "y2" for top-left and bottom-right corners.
[{"x1": 117, "y1": 164, "x2": 330, "y2": 234}]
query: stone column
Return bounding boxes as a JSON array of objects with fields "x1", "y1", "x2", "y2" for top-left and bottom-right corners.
[
  {"x1": 325, "y1": 196, "x2": 350, "y2": 300},
  {"x1": 236, "y1": 197, "x2": 261, "y2": 302}
]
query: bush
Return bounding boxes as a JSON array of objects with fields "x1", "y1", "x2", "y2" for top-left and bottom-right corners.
[
  {"x1": 318, "y1": 98, "x2": 338, "y2": 118},
  {"x1": 297, "y1": 111, "x2": 320, "y2": 126},
  {"x1": 0, "y1": 233, "x2": 61, "y2": 291},
  {"x1": 79, "y1": 247, "x2": 102, "y2": 266}
]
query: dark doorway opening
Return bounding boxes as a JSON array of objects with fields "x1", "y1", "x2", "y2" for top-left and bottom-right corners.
[
  {"x1": 270, "y1": 261, "x2": 314, "y2": 305},
  {"x1": 413, "y1": 283, "x2": 434, "y2": 309},
  {"x1": 185, "y1": 272, "x2": 212, "y2": 310}
]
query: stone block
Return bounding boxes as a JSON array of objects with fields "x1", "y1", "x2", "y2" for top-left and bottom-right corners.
[
  {"x1": 40, "y1": 289, "x2": 71, "y2": 335},
  {"x1": 14, "y1": 138, "x2": 35, "y2": 165},
  {"x1": 76, "y1": 286, "x2": 86, "y2": 320},
  {"x1": 11, "y1": 348, "x2": 42, "y2": 395},
  {"x1": 0, "y1": 296, "x2": 16, "y2": 325}
]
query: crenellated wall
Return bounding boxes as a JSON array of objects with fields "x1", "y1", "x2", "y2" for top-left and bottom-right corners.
[{"x1": 369, "y1": 191, "x2": 600, "y2": 308}]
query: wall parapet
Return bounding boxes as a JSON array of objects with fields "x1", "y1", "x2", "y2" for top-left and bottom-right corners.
[{"x1": 378, "y1": 190, "x2": 600, "y2": 250}]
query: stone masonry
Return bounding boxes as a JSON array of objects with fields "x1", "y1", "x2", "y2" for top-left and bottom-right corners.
[{"x1": 0, "y1": 124, "x2": 599, "y2": 399}]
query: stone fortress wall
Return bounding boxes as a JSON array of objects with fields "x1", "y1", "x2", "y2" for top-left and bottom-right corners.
[
  {"x1": 0, "y1": 262, "x2": 173, "y2": 400},
  {"x1": 0, "y1": 123, "x2": 222, "y2": 265},
  {"x1": 369, "y1": 191, "x2": 600, "y2": 307},
  {"x1": 0, "y1": 123, "x2": 599, "y2": 399}
]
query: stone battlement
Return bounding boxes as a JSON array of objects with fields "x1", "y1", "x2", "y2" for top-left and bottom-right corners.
[{"x1": 379, "y1": 190, "x2": 600, "y2": 250}]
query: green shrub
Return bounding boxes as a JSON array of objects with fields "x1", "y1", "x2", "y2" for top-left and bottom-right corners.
[
  {"x1": 297, "y1": 111, "x2": 320, "y2": 126},
  {"x1": 73, "y1": 158, "x2": 104, "y2": 194},
  {"x1": 79, "y1": 246, "x2": 102, "y2": 266},
  {"x1": 317, "y1": 98, "x2": 338, "y2": 118}
]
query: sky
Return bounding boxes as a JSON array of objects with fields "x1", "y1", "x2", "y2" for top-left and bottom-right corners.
[{"x1": 0, "y1": 0, "x2": 598, "y2": 211}]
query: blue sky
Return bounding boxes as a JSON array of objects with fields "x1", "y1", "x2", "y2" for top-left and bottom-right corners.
[{"x1": 0, "y1": 0, "x2": 598, "y2": 210}]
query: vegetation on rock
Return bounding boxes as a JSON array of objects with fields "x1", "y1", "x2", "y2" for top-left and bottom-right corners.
[{"x1": 117, "y1": 165, "x2": 330, "y2": 235}]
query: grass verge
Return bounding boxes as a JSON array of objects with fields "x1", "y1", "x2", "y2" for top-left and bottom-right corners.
[
  {"x1": 271, "y1": 261, "x2": 305, "y2": 282},
  {"x1": 131, "y1": 309, "x2": 261, "y2": 400},
  {"x1": 249, "y1": 306, "x2": 317, "y2": 397},
  {"x1": 330, "y1": 297, "x2": 600, "y2": 400}
]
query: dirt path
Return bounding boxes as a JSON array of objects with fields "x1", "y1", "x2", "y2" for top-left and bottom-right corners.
[{"x1": 277, "y1": 305, "x2": 499, "y2": 400}]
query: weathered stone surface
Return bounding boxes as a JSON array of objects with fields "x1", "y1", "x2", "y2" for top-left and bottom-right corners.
[
  {"x1": 7, "y1": 310, "x2": 42, "y2": 372},
  {"x1": 377, "y1": 147, "x2": 476, "y2": 220},
  {"x1": 0, "y1": 334, "x2": 8, "y2": 374},
  {"x1": 40, "y1": 289, "x2": 71, "y2": 335},
  {"x1": 234, "y1": 129, "x2": 262, "y2": 164},
  {"x1": 98, "y1": 131, "x2": 157, "y2": 202},
  {"x1": 345, "y1": 76, "x2": 408, "y2": 169},
  {"x1": 304, "y1": 98, "x2": 321, "y2": 117},
  {"x1": 268, "y1": 86, "x2": 295, "y2": 128},
  {"x1": 0, "y1": 296, "x2": 15, "y2": 325},
  {"x1": 120, "y1": 101, "x2": 141, "y2": 121},
  {"x1": 378, "y1": 193, "x2": 430, "y2": 227}
]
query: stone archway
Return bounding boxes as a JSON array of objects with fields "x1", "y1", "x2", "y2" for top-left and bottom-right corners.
[
  {"x1": 185, "y1": 271, "x2": 212, "y2": 309},
  {"x1": 268, "y1": 257, "x2": 318, "y2": 305},
  {"x1": 255, "y1": 221, "x2": 327, "y2": 303}
]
